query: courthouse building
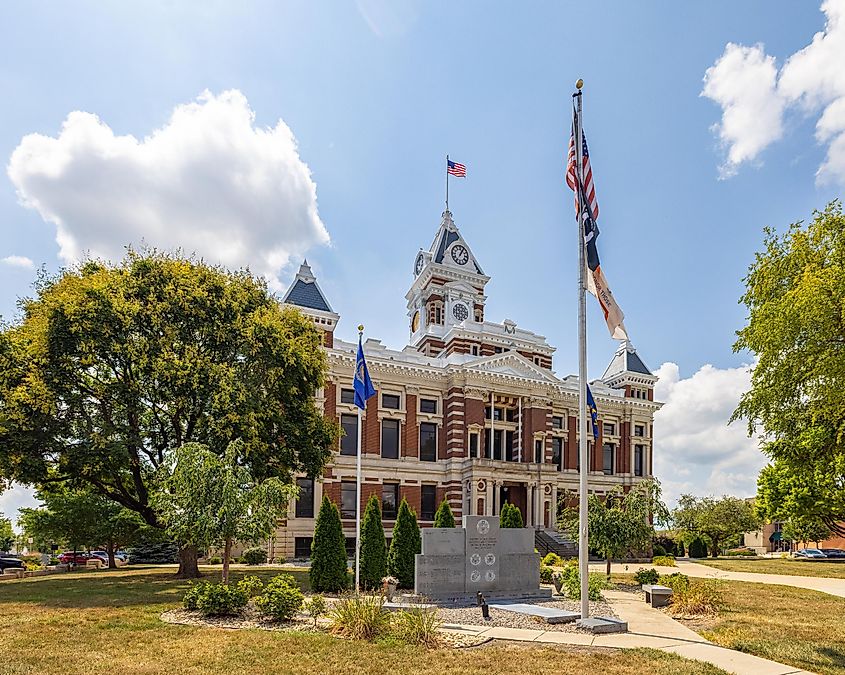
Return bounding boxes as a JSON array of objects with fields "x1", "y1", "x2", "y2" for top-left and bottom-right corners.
[{"x1": 270, "y1": 209, "x2": 661, "y2": 560}]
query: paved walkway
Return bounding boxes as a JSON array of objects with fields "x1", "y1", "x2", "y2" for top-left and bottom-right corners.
[
  {"x1": 589, "y1": 560, "x2": 845, "y2": 599},
  {"x1": 442, "y1": 590, "x2": 814, "y2": 675}
]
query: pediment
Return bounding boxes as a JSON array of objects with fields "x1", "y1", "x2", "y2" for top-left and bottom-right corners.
[{"x1": 461, "y1": 352, "x2": 559, "y2": 382}]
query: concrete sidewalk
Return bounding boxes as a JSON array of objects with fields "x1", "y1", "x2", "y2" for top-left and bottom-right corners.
[
  {"x1": 589, "y1": 559, "x2": 845, "y2": 599},
  {"x1": 441, "y1": 590, "x2": 814, "y2": 675}
]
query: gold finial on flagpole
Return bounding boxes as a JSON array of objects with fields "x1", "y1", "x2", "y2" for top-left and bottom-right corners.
[
  {"x1": 575, "y1": 78, "x2": 584, "y2": 90},
  {"x1": 358, "y1": 324, "x2": 364, "y2": 333}
]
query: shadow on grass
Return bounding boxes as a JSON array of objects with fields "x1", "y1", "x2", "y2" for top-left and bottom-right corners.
[{"x1": 0, "y1": 566, "x2": 312, "y2": 610}]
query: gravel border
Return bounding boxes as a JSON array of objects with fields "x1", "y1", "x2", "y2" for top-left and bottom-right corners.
[{"x1": 437, "y1": 597, "x2": 617, "y2": 632}]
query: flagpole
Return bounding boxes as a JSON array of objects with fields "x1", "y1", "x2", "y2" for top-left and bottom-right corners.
[
  {"x1": 573, "y1": 78, "x2": 590, "y2": 621},
  {"x1": 355, "y1": 324, "x2": 364, "y2": 594},
  {"x1": 445, "y1": 154, "x2": 450, "y2": 211}
]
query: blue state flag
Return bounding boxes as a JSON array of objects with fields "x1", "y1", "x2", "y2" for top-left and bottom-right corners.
[
  {"x1": 586, "y1": 384, "x2": 599, "y2": 441},
  {"x1": 354, "y1": 337, "x2": 376, "y2": 410}
]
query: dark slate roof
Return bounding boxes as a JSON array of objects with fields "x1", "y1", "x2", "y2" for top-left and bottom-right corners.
[
  {"x1": 602, "y1": 343, "x2": 653, "y2": 378},
  {"x1": 285, "y1": 279, "x2": 331, "y2": 312},
  {"x1": 433, "y1": 229, "x2": 459, "y2": 263}
]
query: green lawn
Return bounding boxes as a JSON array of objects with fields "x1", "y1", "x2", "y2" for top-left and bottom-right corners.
[
  {"x1": 694, "y1": 557, "x2": 845, "y2": 578},
  {"x1": 0, "y1": 566, "x2": 729, "y2": 675}
]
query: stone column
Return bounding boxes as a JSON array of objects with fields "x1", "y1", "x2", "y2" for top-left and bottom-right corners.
[
  {"x1": 485, "y1": 480, "x2": 494, "y2": 516},
  {"x1": 551, "y1": 485, "x2": 559, "y2": 529},
  {"x1": 526, "y1": 483, "x2": 533, "y2": 526}
]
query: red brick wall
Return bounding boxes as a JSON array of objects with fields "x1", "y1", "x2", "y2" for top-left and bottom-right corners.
[
  {"x1": 567, "y1": 415, "x2": 577, "y2": 469},
  {"x1": 445, "y1": 387, "x2": 465, "y2": 458},
  {"x1": 364, "y1": 395, "x2": 379, "y2": 455},
  {"x1": 404, "y1": 394, "x2": 418, "y2": 458},
  {"x1": 647, "y1": 388, "x2": 653, "y2": 401},
  {"x1": 618, "y1": 421, "x2": 631, "y2": 474},
  {"x1": 323, "y1": 330, "x2": 334, "y2": 348},
  {"x1": 324, "y1": 382, "x2": 336, "y2": 420},
  {"x1": 402, "y1": 484, "x2": 421, "y2": 518}
]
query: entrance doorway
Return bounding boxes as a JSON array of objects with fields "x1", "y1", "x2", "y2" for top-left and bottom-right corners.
[{"x1": 499, "y1": 484, "x2": 527, "y2": 521}]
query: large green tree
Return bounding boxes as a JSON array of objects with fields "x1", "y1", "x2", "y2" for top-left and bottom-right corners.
[
  {"x1": 734, "y1": 202, "x2": 845, "y2": 535},
  {"x1": 0, "y1": 513, "x2": 14, "y2": 552},
  {"x1": 559, "y1": 479, "x2": 668, "y2": 579},
  {"x1": 0, "y1": 251, "x2": 338, "y2": 577},
  {"x1": 154, "y1": 440, "x2": 293, "y2": 584},
  {"x1": 18, "y1": 487, "x2": 146, "y2": 566},
  {"x1": 672, "y1": 494, "x2": 760, "y2": 557}
]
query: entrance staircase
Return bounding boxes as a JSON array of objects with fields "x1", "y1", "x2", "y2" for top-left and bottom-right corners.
[{"x1": 534, "y1": 528, "x2": 577, "y2": 560}]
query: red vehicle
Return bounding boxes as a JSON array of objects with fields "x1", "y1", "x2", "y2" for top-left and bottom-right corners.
[{"x1": 58, "y1": 552, "x2": 103, "y2": 567}]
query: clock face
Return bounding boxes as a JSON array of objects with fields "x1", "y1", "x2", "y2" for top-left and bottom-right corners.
[
  {"x1": 411, "y1": 311, "x2": 420, "y2": 333},
  {"x1": 452, "y1": 303, "x2": 469, "y2": 322},
  {"x1": 450, "y1": 244, "x2": 469, "y2": 265},
  {"x1": 415, "y1": 253, "x2": 425, "y2": 275}
]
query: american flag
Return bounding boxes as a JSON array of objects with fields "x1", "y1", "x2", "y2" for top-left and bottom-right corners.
[
  {"x1": 447, "y1": 159, "x2": 466, "y2": 177},
  {"x1": 565, "y1": 128, "x2": 599, "y2": 221}
]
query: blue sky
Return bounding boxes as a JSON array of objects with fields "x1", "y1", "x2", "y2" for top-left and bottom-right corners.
[{"x1": 1, "y1": 1, "x2": 843, "y2": 515}]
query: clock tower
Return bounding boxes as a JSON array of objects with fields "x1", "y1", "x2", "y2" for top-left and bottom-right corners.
[{"x1": 406, "y1": 210, "x2": 490, "y2": 356}]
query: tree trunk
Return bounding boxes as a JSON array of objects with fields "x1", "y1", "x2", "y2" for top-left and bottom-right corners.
[
  {"x1": 106, "y1": 542, "x2": 116, "y2": 569},
  {"x1": 176, "y1": 544, "x2": 201, "y2": 579},
  {"x1": 711, "y1": 539, "x2": 719, "y2": 557},
  {"x1": 606, "y1": 556, "x2": 612, "y2": 580},
  {"x1": 222, "y1": 538, "x2": 232, "y2": 585}
]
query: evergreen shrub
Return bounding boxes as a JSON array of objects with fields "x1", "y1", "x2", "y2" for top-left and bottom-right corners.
[
  {"x1": 359, "y1": 495, "x2": 387, "y2": 590},
  {"x1": 688, "y1": 537, "x2": 707, "y2": 559},
  {"x1": 310, "y1": 496, "x2": 350, "y2": 593},
  {"x1": 433, "y1": 499, "x2": 456, "y2": 528},
  {"x1": 388, "y1": 499, "x2": 421, "y2": 589},
  {"x1": 255, "y1": 574, "x2": 304, "y2": 621},
  {"x1": 242, "y1": 547, "x2": 267, "y2": 565}
]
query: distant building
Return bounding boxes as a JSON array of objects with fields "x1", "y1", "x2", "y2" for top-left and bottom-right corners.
[{"x1": 271, "y1": 209, "x2": 662, "y2": 560}]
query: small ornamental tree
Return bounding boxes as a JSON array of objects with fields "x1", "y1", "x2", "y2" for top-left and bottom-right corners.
[
  {"x1": 153, "y1": 440, "x2": 294, "y2": 584},
  {"x1": 501, "y1": 503, "x2": 524, "y2": 528},
  {"x1": 688, "y1": 537, "x2": 707, "y2": 559},
  {"x1": 359, "y1": 495, "x2": 387, "y2": 590},
  {"x1": 388, "y1": 498, "x2": 421, "y2": 589},
  {"x1": 433, "y1": 498, "x2": 456, "y2": 528},
  {"x1": 310, "y1": 496, "x2": 349, "y2": 593}
]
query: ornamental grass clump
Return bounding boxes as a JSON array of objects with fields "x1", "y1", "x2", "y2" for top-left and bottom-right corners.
[
  {"x1": 391, "y1": 606, "x2": 442, "y2": 647},
  {"x1": 329, "y1": 593, "x2": 391, "y2": 641},
  {"x1": 652, "y1": 555, "x2": 677, "y2": 567},
  {"x1": 669, "y1": 578, "x2": 725, "y2": 617}
]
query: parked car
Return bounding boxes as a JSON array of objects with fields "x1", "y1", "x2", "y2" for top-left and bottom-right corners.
[
  {"x1": 0, "y1": 555, "x2": 25, "y2": 571},
  {"x1": 820, "y1": 548, "x2": 845, "y2": 559},
  {"x1": 793, "y1": 548, "x2": 828, "y2": 559},
  {"x1": 58, "y1": 552, "x2": 104, "y2": 567},
  {"x1": 90, "y1": 551, "x2": 127, "y2": 566}
]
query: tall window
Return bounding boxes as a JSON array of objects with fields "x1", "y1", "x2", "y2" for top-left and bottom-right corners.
[
  {"x1": 469, "y1": 432, "x2": 479, "y2": 458},
  {"x1": 294, "y1": 537, "x2": 313, "y2": 559},
  {"x1": 551, "y1": 437, "x2": 563, "y2": 470},
  {"x1": 341, "y1": 481, "x2": 356, "y2": 518},
  {"x1": 493, "y1": 429, "x2": 503, "y2": 460},
  {"x1": 420, "y1": 398, "x2": 437, "y2": 414},
  {"x1": 505, "y1": 430, "x2": 516, "y2": 461},
  {"x1": 634, "y1": 424, "x2": 645, "y2": 437},
  {"x1": 340, "y1": 388, "x2": 355, "y2": 404},
  {"x1": 634, "y1": 445, "x2": 644, "y2": 477},
  {"x1": 421, "y1": 485, "x2": 436, "y2": 520},
  {"x1": 381, "y1": 419, "x2": 399, "y2": 459},
  {"x1": 603, "y1": 443, "x2": 615, "y2": 475},
  {"x1": 295, "y1": 478, "x2": 314, "y2": 518},
  {"x1": 382, "y1": 483, "x2": 400, "y2": 519},
  {"x1": 420, "y1": 422, "x2": 437, "y2": 461},
  {"x1": 340, "y1": 414, "x2": 358, "y2": 456},
  {"x1": 535, "y1": 439, "x2": 543, "y2": 464},
  {"x1": 382, "y1": 393, "x2": 400, "y2": 410},
  {"x1": 470, "y1": 344, "x2": 480, "y2": 356},
  {"x1": 485, "y1": 406, "x2": 503, "y2": 421},
  {"x1": 552, "y1": 416, "x2": 564, "y2": 430},
  {"x1": 603, "y1": 422, "x2": 616, "y2": 437}
]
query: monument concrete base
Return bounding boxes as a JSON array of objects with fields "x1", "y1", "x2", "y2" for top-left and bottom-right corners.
[{"x1": 576, "y1": 616, "x2": 628, "y2": 634}]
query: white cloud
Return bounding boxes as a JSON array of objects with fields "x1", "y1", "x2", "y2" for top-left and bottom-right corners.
[
  {"x1": 7, "y1": 90, "x2": 330, "y2": 291},
  {"x1": 1, "y1": 255, "x2": 34, "y2": 269},
  {"x1": 653, "y1": 361, "x2": 768, "y2": 507},
  {"x1": 702, "y1": 0, "x2": 845, "y2": 185},
  {"x1": 0, "y1": 484, "x2": 38, "y2": 531},
  {"x1": 701, "y1": 43, "x2": 785, "y2": 178}
]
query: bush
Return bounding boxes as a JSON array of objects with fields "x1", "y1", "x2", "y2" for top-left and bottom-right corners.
[
  {"x1": 304, "y1": 594, "x2": 328, "y2": 628},
  {"x1": 725, "y1": 548, "x2": 757, "y2": 557},
  {"x1": 242, "y1": 547, "x2": 267, "y2": 566},
  {"x1": 391, "y1": 607, "x2": 442, "y2": 647},
  {"x1": 387, "y1": 498, "x2": 421, "y2": 589},
  {"x1": 670, "y1": 579, "x2": 724, "y2": 616},
  {"x1": 237, "y1": 575, "x2": 264, "y2": 598},
  {"x1": 559, "y1": 562, "x2": 607, "y2": 601},
  {"x1": 688, "y1": 537, "x2": 707, "y2": 559},
  {"x1": 500, "y1": 503, "x2": 524, "y2": 528},
  {"x1": 652, "y1": 544, "x2": 667, "y2": 557},
  {"x1": 677, "y1": 540, "x2": 685, "y2": 557},
  {"x1": 208, "y1": 556, "x2": 222, "y2": 565},
  {"x1": 187, "y1": 582, "x2": 248, "y2": 616},
  {"x1": 255, "y1": 574, "x2": 304, "y2": 621},
  {"x1": 329, "y1": 593, "x2": 391, "y2": 640},
  {"x1": 310, "y1": 496, "x2": 350, "y2": 593},
  {"x1": 633, "y1": 567, "x2": 659, "y2": 585},
  {"x1": 540, "y1": 565, "x2": 554, "y2": 584},
  {"x1": 433, "y1": 498, "x2": 456, "y2": 528},
  {"x1": 125, "y1": 540, "x2": 180, "y2": 564},
  {"x1": 542, "y1": 552, "x2": 563, "y2": 567},
  {"x1": 652, "y1": 555, "x2": 676, "y2": 567},
  {"x1": 659, "y1": 572, "x2": 690, "y2": 594},
  {"x1": 359, "y1": 495, "x2": 387, "y2": 590}
]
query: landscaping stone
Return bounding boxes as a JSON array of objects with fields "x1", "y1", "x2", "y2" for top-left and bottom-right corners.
[
  {"x1": 488, "y1": 602, "x2": 579, "y2": 624},
  {"x1": 576, "y1": 616, "x2": 628, "y2": 634}
]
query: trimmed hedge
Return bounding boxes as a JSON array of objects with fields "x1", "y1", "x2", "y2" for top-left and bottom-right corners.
[{"x1": 242, "y1": 547, "x2": 267, "y2": 565}]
